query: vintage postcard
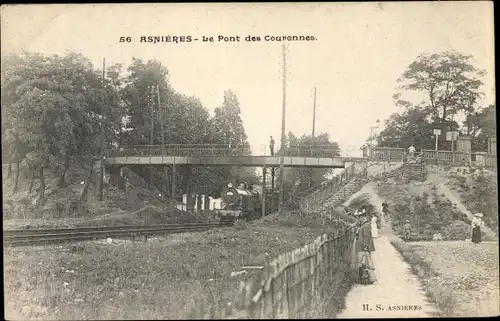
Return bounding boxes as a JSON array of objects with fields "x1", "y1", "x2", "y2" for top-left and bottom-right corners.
[{"x1": 2, "y1": 2, "x2": 497, "y2": 319}]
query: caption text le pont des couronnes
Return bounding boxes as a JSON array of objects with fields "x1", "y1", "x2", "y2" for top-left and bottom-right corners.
[{"x1": 119, "y1": 35, "x2": 318, "y2": 44}]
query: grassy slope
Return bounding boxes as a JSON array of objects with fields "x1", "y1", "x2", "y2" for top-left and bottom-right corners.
[
  {"x1": 432, "y1": 165, "x2": 498, "y2": 234},
  {"x1": 374, "y1": 172, "x2": 497, "y2": 241},
  {"x1": 374, "y1": 166, "x2": 500, "y2": 317},
  {"x1": 3, "y1": 163, "x2": 199, "y2": 228},
  {"x1": 392, "y1": 240, "x2": 499, "y2": 317},
  {"x1": 4, "y1": 211, "x2": 351, "y2": 320}
]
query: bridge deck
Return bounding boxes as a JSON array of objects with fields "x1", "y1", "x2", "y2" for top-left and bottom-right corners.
[{"x1": 104, "y1": 155, "x2": 347, "y2": 168}]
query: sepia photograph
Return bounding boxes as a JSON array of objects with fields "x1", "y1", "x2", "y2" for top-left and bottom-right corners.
[{"x1": 1, "y1": 2, "x2": 498, "y2": 319}]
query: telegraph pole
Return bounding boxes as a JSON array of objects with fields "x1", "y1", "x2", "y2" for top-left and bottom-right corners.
[
  {"x1": 309, "y1": 87, "x2": 317, "y2": 189},
  {"x1": 157, "y1": 86, "x2": 165, "y2": 151},
  {"x1": 99, "y1": 58, "x2": 105, "y2": 202},
  {"x1": 278, "y1": 44, "x2": 287, "y2": 213},
  {"x1": 157, "y1": 85, "x2": 169, "y2": 200},
  {"x1": 312, "y1": 87, "x2": 317, "y2": 138},
  {"x1": 149, "y1": 86, "x2": 155, "y2": 187}
]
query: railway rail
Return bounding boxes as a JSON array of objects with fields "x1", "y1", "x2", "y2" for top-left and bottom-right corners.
[{"x1": 4, "y1": 222, "x2": 233, "y2": 246}]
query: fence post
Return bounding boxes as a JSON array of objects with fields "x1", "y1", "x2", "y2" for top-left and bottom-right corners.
[
  {"x1": 283, "y1": 258, "x2": 291, "y2": 318},
  {"x1": 244, "y1": 279, "x2": 254, "y2": 318},
  {"x1": 271, "y1": 270, "x2": 277, "y2": 319}
]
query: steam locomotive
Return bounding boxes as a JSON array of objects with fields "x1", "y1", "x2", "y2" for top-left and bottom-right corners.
[{"x1": 214, "y1": 182, "x2": 262, "y2": 222}]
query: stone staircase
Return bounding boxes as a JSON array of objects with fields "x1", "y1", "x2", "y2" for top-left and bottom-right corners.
[
  {"x1": 402, "y1": 162, "x2": 426, "y2": 182},
  {"x1": 326, "y1": 176, "x2": 366, "y2": 205},
  {"x1": 376, "y1": 160, "x2": 426, "y2": 182},
  {"x1": 385, "y1": 166, "x2": 403, "y2": 179},
  {"x1": 319, "y1": 175, "x2": 370, "y2": 214},
  {"x1": 317, "y1": 162, "x2": 407, "y2": 216}
]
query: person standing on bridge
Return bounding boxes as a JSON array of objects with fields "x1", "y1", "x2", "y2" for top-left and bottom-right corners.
[
  {"x1": 408, "y1": 145, "x2": 416, "y2": 159},
  {"x1": 269, "y1": 136, "x2": 275, "y2": 156},
  {"x1": 471, "y1": 213, "x2": 484, "y2": 244}
]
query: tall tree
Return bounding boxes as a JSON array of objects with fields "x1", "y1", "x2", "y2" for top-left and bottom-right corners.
[
  {"x1": 1, "y1": 52, "x2": 108, "y2": 201},
  {"x1": 121, "y1": 58, "x2": 170, "y2": 146},
  {"x1": 1, "y1": 52, "x2": 260, "y2": 205},
  {"x1": 119, "y1": 58, "x2": 240, "y2": 198},
  {"x1": 394, "y1": 51, "x2": 486, "y2": 123},
  {"x1": 376, "y1": 52, "x2": 491, "y2": 151},
  {"x1": 463, "y1": 103, "x2": 496, "y2": 152},
  {"x1": 376, "y1": 108, "x2": 450, "y2": 150},
  {"x1": 212, "y1": 90, "x2": 251, "y2": 154},
  {"x1": 211, "y1": 89, "x2": 255, "y2": 188},
  {"x1": 276, "y1": 132, "x2": 341, "y2": 206}
]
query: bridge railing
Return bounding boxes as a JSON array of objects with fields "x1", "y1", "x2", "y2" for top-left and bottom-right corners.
[
  {"x1": 299, "y1": 162, "x2": 367, "y2": 215},
  {"x1": 106, "y1": 145, "x2": 344, "y2": 158},
  {"x1": 365, "y1": 147, "x2": 406, "y2": 162},
  {"x1": 283, "y1": 147, "x2": 341, "y2": 158},
  {"x1": 108, "y1": 146, "x2": 245, "y2": 157},
  {"x1": 362, "y1": 146, "x2": 497, "y2": 168},
  {"x1": 421, "y1": 149, "x2": 497, "y2": 168},
  {"x1": 421, "y1": 149, "x2": 469, "y2": 165}
]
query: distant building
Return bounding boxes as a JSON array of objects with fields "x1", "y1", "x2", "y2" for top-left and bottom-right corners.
[
  {"x1": 488, "y1": 136, "x2": 496, "y2": 155},
  {"x1": 175, "y1": 194, "x2": 223, "y2": 211}
]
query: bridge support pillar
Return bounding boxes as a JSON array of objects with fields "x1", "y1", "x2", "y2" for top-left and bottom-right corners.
[
  {"x1": 271, "y1": 167, "x2": 275, "y2": 211},
  {"x1": 172, "y1": 164, "x2": 176, "y2": 203},
  {"x1": 186, "y1": 166, "x2": 193, "y2": 210},
  {"x1": 262, "y1": 167, "x2": 267, "y2": 218},
  {"x1": 164, "y1": 166, "x2": 169, "y2": 199}
]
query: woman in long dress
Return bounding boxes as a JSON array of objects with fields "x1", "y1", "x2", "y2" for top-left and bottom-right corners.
[
  {"x1": 371, "y1": 215, "x2": 379, "y2": 238},
  {"x1": 350, "y1": 212, "x2": 376, "y2": 284},
  {"x1": 471, "y1": 213, "x2": 484, "y2": 244}
]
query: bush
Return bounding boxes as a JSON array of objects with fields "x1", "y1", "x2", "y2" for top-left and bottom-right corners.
[
  {"x1": 233, "y1": 219, "x2": 249, "y2": 230},
  {"x1": 448, "y1": 172, "x2": 498, "y2": 234},
  {"x1": 441, "y1": 220, "x2": 471, "y2": 240}
]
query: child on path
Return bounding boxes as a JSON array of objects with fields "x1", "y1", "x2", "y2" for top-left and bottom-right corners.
[{"x1": 403, "y1": 220, "x2": 411, "y2": 242}]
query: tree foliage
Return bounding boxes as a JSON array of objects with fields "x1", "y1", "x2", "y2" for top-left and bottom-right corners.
[
  {"x1": 394, "y1": 51, "x2": 486, "y2": 122},
  {"x1": 278, "y1": 131, "x2": 341, "y2": 204},
  {"x1": 377, "y1": 51, "x2": 494, "y2": 151},
  {"x1": 1, "y1": 51, "x2": 257, "y2": 204},
  {"x1": 1, "y1": 52, "x2": 113, "y2": 198}
]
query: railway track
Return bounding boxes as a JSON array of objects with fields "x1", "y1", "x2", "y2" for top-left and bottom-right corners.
[{"x1": 4, "y1": 222, "x2": 233, "y2": 246}]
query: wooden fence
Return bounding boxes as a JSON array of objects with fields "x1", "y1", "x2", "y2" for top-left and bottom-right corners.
[
  {"x1": 366, "y1": 147, "x2": 406, "y2": 162},
  {"x1": 421, "y1": 149, "x2": 497, "y2": 168},
  {"x1": 362, "y1": 147, "x2": 497, "y2": 168},
  {"x1": 186, "y1": 226, "x2": 357, "y2": 319}
]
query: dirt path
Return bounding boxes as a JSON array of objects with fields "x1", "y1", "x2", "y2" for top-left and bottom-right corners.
[
  {"x1": 426, "y1": 172, "x2": 497, "y2": 239},
  {"x1": 337, "y1": 182, "x2": 438, "y2": 318}
]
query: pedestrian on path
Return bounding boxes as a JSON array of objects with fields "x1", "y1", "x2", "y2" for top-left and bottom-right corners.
[
  {"x1": 371, "y1": 215, "x2": 379, "y2": 238},
  {"x1": 403, "y1": 220, "x2": 411, "y2": 242},
  {"x1": 350, "y1": 211, "x2": 376, "y2": 284},
  {"x1": 382, "y1": 201, "x2": 389, "y2": 217},
  {"x1": 471, "y1": 213, "x2": 484, "y2": 244}
]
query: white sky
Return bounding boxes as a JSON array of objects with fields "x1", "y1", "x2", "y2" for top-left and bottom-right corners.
[{"x1": 1, "y1": 2, "x2": 495, "y2": 157}]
